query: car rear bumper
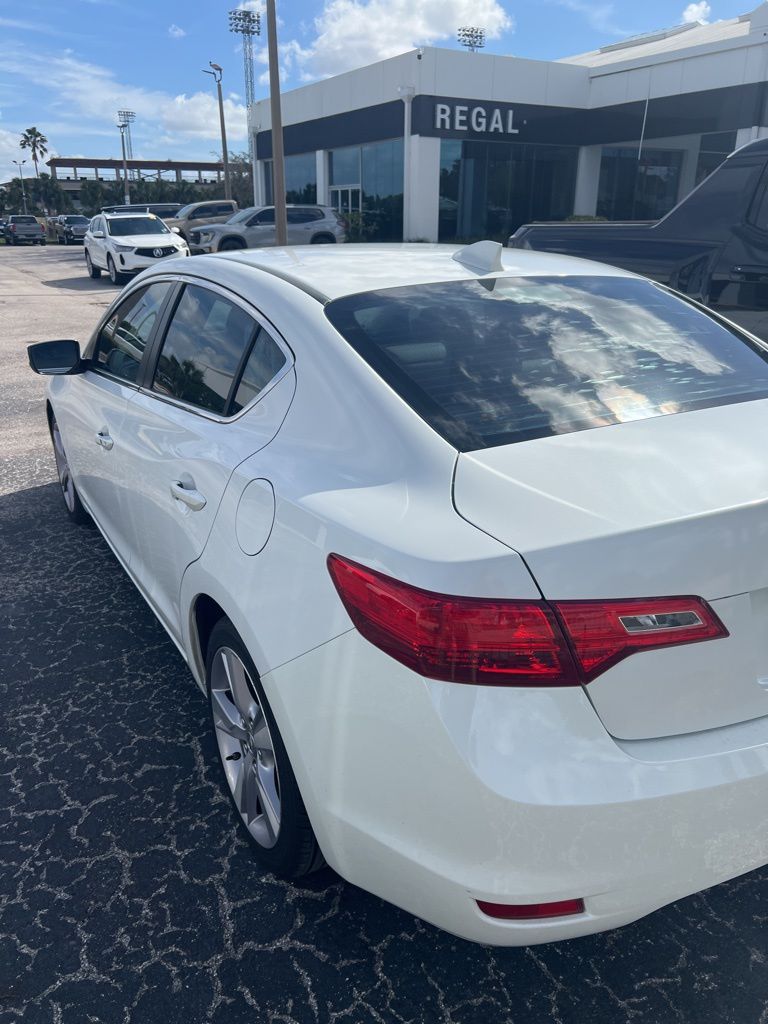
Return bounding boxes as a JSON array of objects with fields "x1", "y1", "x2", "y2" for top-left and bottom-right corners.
[{"x1": 264, "y1": 630, "x2": 768, "y2": 945}]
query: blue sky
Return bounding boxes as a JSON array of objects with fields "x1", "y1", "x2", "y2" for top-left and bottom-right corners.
[{"x1": 0, "y1": 0, "x2": 753, "y2": 180}]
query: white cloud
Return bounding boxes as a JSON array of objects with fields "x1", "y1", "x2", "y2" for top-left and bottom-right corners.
[
  {"x1": 0, "y1": 128, "x2": 23, "y2": 183},
  {"x1": 0, "y1": 48, "x2": 247, "y2": 160},
  {"x1": 681, "y1": 1, "x2": 710, "y2": 23},
  {"x1": 554, "y1": 0, "x2": 627, "y2": 36},
  {"x1": 273, "y1": 0, "x2": 513, "y2": 81},
  {"x1": 168, "y1": 24, "x2": 186, "y2": 38}
]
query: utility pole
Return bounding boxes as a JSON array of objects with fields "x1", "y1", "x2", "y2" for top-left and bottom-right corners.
[
  {"x1": 118, "y1": 110, "x2": 136, "y2": 179},
  {"x1": 13, "y1": 159, "x2": 28, "y2": 214},
  {"x1": 117, "y1": 121, "x2": 130, "y2": 204},
  {"x1": 204, "y1": 63, "x2": 231, "y2": 200},
  {"x1": 266, "y1": 0, "x2": 287, "y2": 245}
]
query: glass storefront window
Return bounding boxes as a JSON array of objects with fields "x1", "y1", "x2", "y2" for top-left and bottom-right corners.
[
  {"x1": 361, "y1": 139, "x2": 403, "y2": 241},
  {"x1": 438, "y1": 140, "x2": 578, "y2": 243},
  {"x1": 597, "y1": 148, "x2": 683, "y2": 221},
  {"x1": 263, "y1": 153, "x2": 317, "y2": 205},
  {"x1": 695, "y1": 131, "x2": 737, "y2": 186},
  {"x1": 329, "y1": 146, "x2": 361, "y2": 187},
  {"x1": 328, "y1": 139, "x2": 403, "y2": 241}
]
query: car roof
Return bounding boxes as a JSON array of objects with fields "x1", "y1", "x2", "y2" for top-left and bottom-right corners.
[{"x1": 217, "y1": 242, "x2": 638, "y2": 303}]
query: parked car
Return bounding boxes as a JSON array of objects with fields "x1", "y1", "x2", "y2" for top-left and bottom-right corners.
[
  {"x1": 101, "y1": 203, "x2": 183, "y2": 221},
  {"x1": 509, "y1": 137, "x2": 768, "y2": 342},
  {"x1": 84, "y1": 212, "x2": 189, "y2": 285},
  {"x1": 54, "y1": 214, "x2": 90, "y2": 245},
  {"x1": 4, "y1": 214, "x2": 46, "y2": 245},
  {"x1": 165, "y1": 199, "x2": 238, "y2": 242},
  {"x1": 189, "y1": 204, "x2": 346, "y2": 253},
  {"x1": 27, "y1": 240, "x2": 768, "y2": 947}
]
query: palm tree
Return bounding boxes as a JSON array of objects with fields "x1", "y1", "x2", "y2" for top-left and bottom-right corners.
[{"x1": 19, "y1": 127, "x2": 48, "y2": 178}]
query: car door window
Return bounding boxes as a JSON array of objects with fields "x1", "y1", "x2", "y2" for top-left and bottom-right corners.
[
  {"x1": 749, "y1": 176, "x2": 768, "y2": 232},
  {"x1": 92, "y1": 283, "x2": 172, "y2": 384},
  {"x1": 152, "y1": 285, "x2": 258, "y2": 414},
  {"x1": 287, "y1": 210, "x2": 313, "y2": 224},
  {"x1": 230, "y1": 328, "x2": 287, "y2": 414},
  {"x1": 191, "y1": 206, "x2": 214, "y2": 221},
  {"x1": 214, "y1": 203, "x2": 235, "y2": 216},
  {"x1": 256, "y1": 209, "x2": 275, "y2": 225}
]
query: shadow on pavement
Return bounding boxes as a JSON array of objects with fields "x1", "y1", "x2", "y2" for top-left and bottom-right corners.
[{"x1": 41, "y1": 276, "x2": 120, "y2": 292}]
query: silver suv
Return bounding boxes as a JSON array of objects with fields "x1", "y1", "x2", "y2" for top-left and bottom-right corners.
[
  {"x1": 189, "y1": 205, "x2": 346, "y2": 253},
  {"x1": 164, "y1": 199, "x2": 239, "y2": 242}
]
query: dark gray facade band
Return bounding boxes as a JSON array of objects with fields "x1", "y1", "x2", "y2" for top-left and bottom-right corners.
[{"x1": 256, "y1": 81, "x2": 768, "y2": 159}]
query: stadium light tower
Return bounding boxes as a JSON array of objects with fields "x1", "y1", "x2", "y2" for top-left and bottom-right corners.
[
  {"x1": 457, "y1": 27, "x2": 486, "y2": 52},
  {"x1": 117, "y1": 109, "x2": 136, "y2": 178},
  {"x1": 228, "y1": 8, "x2": 260, "y2": 112}
]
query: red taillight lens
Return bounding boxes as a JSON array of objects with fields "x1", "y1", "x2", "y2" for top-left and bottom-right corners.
[
  {"x1": 327, "y1": 555, "x2": 729, "y2": 687},
  {"x1": 327, "y1": 555, "x2": 578, "y2": 686},
  {"x1": 477, "y1": 898, "x2": 585, "y2": 920},
  {"x1": 553, "y1": 596, "x2": 728, "y2": 682}
]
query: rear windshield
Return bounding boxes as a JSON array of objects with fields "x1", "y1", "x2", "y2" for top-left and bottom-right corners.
[
  {"x1": 64, "y1": 216, "x2": 88, "y2": 224},
  {"x1": 325, "y1": 276, "x2": 768, "y2": 450},
  {"x1": 13, "y1": 216, "x2": 37, "y2": 224},
  {"x1": 107, "y1": 216, "x2": 169, "y2": 236}
]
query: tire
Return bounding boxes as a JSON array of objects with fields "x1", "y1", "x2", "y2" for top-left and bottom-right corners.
[
  {"x1": 206, "y1": 619, "x2": 323, "y2": 878},
  {"x1": 49, "y1": 412, "x2": 90, "y2": 525},
  {"x1": 219, "y1": 237, "x2": 245, "y2": 251},
  {"x1": 310, "y1": 234, "x2": 336, "y2": 244},
  {"x1": 63, "y1": 235, "x2": 69, "y2": 246},
  {"x1": 40, "y1": 239, "x2": 46, "y2": 246},
  {"x1": 107, "y1": 255, "x2": 126, "y2": 285},
  {"x1": 85, "y1": 251, "x2": 101, "y2": 279}
]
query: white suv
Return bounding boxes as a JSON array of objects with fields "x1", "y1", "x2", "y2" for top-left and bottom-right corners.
[{"x1": 85, "y1": 212, "x2": 189, "y2": 284}]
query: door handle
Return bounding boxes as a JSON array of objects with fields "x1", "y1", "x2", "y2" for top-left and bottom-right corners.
[
  {"x1": 170, "y1": 480, "x2": 207, "y2": 511},
  {"x1": 95, "y1": 431, "x2": 114, "y2": 450}
]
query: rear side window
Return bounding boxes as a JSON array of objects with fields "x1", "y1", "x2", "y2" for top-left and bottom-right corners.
[
  {"x1": 325, "y1": 276, "x2": 768, "y2": 450},
  {"x1": 230, "y1": 328, "x2": 287, "y2": 413},
  {"x1": 93, "y1": 283, "x2": 171, "y2": 384},
  {"x1": 152, "y1": 285, "x2": 258, "y2": 414}
]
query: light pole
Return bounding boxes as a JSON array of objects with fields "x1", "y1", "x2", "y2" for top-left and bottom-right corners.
[
  {"x1": 203, "y1": 63, "x2": 231, "y2": 200},
  {"x1": 12, "y1": 159, "x2": 28, "y2": 214},
  {"x1": 117, "y1": 109, "x2": 136, "y2": 179},
  {"x1": 117, "y1": 121, "x2": 131, "y2": 204},
  {"x1": 457, "y1": 27, "x2": 486, "y2": 52},
  {"x1": 229, "y1": 7, "x2": 260, "y2": 206},
  {"x1": 265, "y1": 0, "x2": 287, "y2": 245}
]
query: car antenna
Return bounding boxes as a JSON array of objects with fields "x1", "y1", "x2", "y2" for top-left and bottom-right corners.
[{"x1": 452, "y1": 240, "x2": 504, "y2": 274}]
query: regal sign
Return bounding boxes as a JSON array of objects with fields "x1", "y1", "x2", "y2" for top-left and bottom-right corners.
[{"x1": 434, "y1": 102, "x2": 520, "y2": 135}]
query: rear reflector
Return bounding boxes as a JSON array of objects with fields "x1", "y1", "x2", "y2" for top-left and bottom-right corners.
[
  {"x1": 553, "y1": 596, "x2": 728, "y2": 683},
  {"x1": 327, "y1": 555, "x2": 728, "y2": 687},
  {"x1": 327, "y1": 555, "x2": 578, "y2": 686},
  {"x1": 477, "y1": 898, "x2": 585, "y2": 920}
]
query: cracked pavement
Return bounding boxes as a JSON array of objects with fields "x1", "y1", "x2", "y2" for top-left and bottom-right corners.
[{"x1": 1, "y1": 244, "x2": 767, "y2": 1024}]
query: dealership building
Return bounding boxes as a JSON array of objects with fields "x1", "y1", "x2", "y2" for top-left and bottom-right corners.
[{"x1": 251, "y1": 1, "x2": 768, "y2": 242}]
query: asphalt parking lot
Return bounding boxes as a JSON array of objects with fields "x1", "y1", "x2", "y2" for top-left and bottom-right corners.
[{"x1": 1, "y1": 243, "x2": 768, "y2": 1024}]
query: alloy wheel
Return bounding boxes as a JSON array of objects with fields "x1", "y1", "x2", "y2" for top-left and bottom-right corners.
[
  {"x1": 210, "y1": 646, "x2": 281, "y2": 848},
  {"x1": 108, "y1": 257, "x2": 118, "y2": 284},
  {"x1": 51, "y1": 417, "x2": 76, "y2": 513}
]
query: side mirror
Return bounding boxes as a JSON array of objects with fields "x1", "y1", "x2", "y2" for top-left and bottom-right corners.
[
  {"x1": 92, "y1": 230, "x2": 105, "y2": 239},
  {"x1": 171, "y1": 226, "x2": 181, "y2": 234},
  {"x1": 28, "y1": 340, "x2": 84, "y2": 376}
]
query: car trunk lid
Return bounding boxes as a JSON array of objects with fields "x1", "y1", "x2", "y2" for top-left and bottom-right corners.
[{"x1": 453, "y1": 400, "x2": 768, "y2": 739}]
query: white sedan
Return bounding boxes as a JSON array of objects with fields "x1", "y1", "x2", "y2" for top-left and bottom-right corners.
[
  {"x1": 28, "y1": 241, "x2": 768, "y2": 946},
  {"x1": 84, "y1": 212, "x2": 189, "y2": 285}
]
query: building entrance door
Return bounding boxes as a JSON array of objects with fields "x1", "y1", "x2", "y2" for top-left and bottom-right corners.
[{"x1": 330, "y1": 187, "x2": 362, "y2": 215}]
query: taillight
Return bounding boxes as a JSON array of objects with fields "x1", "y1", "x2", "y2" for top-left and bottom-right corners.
[
  {"x1": 10, "y1": 224, "x2": 16, "y2": 232},
  {"x1": 327, "y1": 555, "x2": 578, "y2": 686},
  {"x1": 553, "y1": 596, "x2": 728, "y2": 682},
  {"x1": 327, "y1": 555, "x2": 728, "y2": 687}
]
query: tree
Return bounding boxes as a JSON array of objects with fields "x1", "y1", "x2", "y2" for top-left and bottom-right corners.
[{"x1": 19, "y1": 127, "x2": 49, "y2": 177}]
